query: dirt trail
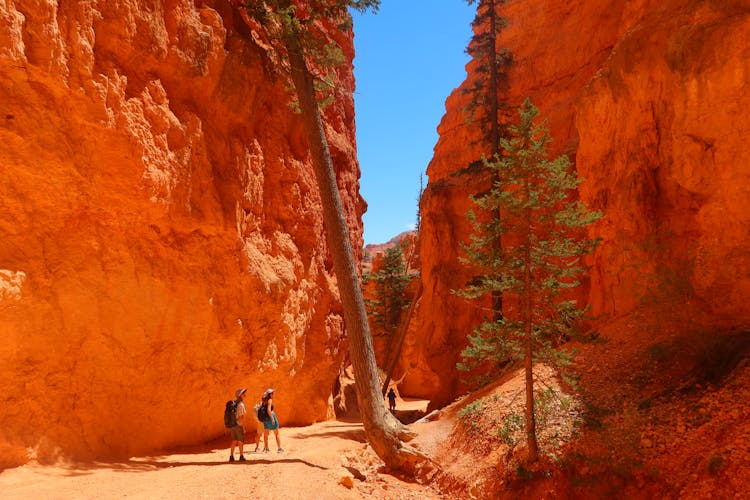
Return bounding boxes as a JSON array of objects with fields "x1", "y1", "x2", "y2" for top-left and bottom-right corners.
[{"x1": 0, "y1": 406, "x2": 438, "y2": 499}]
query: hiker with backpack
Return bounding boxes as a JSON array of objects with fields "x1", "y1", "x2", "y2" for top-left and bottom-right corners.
[
  {"x1": 387, "y1": 387, "x2": 397, "y2": 412},
  {"x1": 225, "y1": 388, "x2": 248, "y2": 462},
  {"x1": 258, "y1": 388, "x2": 283, "y2": 453},
  {"x1": 252, "y1": 400, "x2": 266, "y2": 453}
]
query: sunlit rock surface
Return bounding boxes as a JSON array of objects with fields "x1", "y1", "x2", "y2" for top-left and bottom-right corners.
[
  {"x1": 410, "y1": 0, "x2": 750, "y2": 407},
  {"x1": 0, "y1": 0, "x2": 363, "y2": 465}
]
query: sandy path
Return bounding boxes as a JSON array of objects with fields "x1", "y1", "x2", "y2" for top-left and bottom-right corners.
[{"x1": 0, "y1": 420, "x2": 437, "y2": 500}]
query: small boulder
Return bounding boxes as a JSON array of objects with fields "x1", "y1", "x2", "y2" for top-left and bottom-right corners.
[{"x1": 339, "y1": 475, "x2": 354, "y2": 489}]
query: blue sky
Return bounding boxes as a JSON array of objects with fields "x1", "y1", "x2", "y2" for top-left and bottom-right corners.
[{"x1": 351, "y1": 2, "x2": 475, "y2": 245}]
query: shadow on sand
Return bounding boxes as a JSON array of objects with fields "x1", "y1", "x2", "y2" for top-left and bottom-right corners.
[
  {"x1": 47, "y1": 421, "x2": 372, "y2": 477},
  {"x1": 121, "y1": 457, "x2": 328, "y2": 470},
  {"x1": 50, "y1": 455, "x2": 328, "y2": 476},
  {"x1": 290, "y1": 422, "x2": 366, "y2": 443}
]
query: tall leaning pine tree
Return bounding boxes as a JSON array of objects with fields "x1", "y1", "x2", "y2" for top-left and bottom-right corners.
[
  {"x1": 463, "y1": 0, "x2": 513, "y2": 320},
  {"x1": 457, "y1": 99, "x2": 601, "y2": 461},
  {"x1": 233, "y1": 0, "x2": 426, "y2": 473}
]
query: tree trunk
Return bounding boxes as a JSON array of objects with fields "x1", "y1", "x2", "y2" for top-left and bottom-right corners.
[
  {"x1": 523, "y1": 171, "x2": 539, "y2": 462},
  {"x1": 487, "y1": 0, "x2": 504, "y2": 321},
  {"x1": 488, "y1": 0, "x2": 499, "y2": 157},
  {"x1": 382, "y1": 283, "x2": 395, "y2": 367},
  {"x1": 278, "y1": 6, "x2": 425, "y2": 473},
  {"x1": 524, "y1": 327, "x2": 538, "y2": 461},
  {"x1": 382, "y1": 281, "x2": 422, "y2": 395}
]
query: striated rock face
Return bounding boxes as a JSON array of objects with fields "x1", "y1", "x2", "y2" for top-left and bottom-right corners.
[
  {"x1": 409, "y1": 0, "x2": 750, "y2": 407},
  {"x1": 0, "y1": 0, "x2": 363, "y2": 465}
]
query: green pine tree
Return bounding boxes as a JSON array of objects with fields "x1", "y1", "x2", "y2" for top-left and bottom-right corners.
[
  {"x1": 364, "y1": 243, "x2": 414, "y2": 365},
  {"x1": 456, "y1": 98, "x2": 602, "y2": 461},
  {"x1": 462, "y1": 0, "x2": 513, "y2": 320},
  {"x1": 464, "y1": 0, "x2": 513, "y2": 156}
]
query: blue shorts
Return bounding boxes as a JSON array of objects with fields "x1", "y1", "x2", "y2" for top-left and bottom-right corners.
[{"x1": 264, "y1": 413, "x2": 279, "y2": 430}]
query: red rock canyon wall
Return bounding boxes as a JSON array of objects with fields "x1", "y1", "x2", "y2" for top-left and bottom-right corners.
[
  {"x1": 407, "y1": 0, "x2": 750, "y2": 406},
  {"x1": 0, "y1": 0, "x2": 363, "y2": 465}
]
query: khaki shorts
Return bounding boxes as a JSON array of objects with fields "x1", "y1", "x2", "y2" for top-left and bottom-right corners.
[{"x1": 231, "y1": 425, "x2": 245, "y2": 442}]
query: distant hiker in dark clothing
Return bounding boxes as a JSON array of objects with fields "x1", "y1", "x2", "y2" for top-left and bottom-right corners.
[
  {"x1": 229, "y1": 388, "x2": 247, "y2": 462},
  {"x1": 260, "y1": 388, "x2": 283, "y2": 453},
  {"x1": 387, "y1": 388, "x2": 397, "y2": 411}
]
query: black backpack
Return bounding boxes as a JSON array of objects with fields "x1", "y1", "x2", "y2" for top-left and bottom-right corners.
[
  {"x1": 224, "y1": 400, "x2": 238, "y2": 428},
  {"x1": 256, "y1": 401, "x2": 269, "y2": 422}
]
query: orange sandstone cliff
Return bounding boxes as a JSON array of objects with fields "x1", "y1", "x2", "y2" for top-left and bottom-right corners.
[
  {"x1": 406, "y1": 0, "x2": 750, "y2": 407},
  {"x1": 0, "y1": 1, "x2": 363, "y2": 465}
]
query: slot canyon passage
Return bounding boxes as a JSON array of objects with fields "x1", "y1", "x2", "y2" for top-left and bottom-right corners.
[{"x1": 1, "y1": 1, "x2": 749, "y2": 499}]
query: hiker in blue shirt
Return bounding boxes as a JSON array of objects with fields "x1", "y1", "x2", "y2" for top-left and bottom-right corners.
[{"x1": 260, "y1": 388, "x2": 283, "y2": 453}]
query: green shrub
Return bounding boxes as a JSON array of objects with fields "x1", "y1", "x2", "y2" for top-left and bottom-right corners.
[
  {"x1": 707, "y1": 453, "x2": 723, "y2": 476},
  {"x1": 498, "y1": 413, "x2": 523, "y2": 445},
  {"x1": 459, "y1": 399, "x2": 485, "y2": 433}
]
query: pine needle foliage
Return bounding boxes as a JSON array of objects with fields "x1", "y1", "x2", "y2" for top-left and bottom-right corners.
[
  {"x1": 460, "y1": 0, "x2": 514, "y2": 319},
  {"x1": 457, "y1": 98, "x2": 601, "y2": 462},
  {"x1": 462, "y1": 0, "x2": 513, "y2": 156},
  {"x1": 364, "y1": 243, "x2": 414, "y2": 340},
  {"x1": 241, "y1": 1, "x2": 379, "y2": 107},
  {"x1": 457, "y1": 98, "x2": 601, "y2": 372},
  {"x1": 455, "y1": 98, "x2": 601, "y2": 460}
]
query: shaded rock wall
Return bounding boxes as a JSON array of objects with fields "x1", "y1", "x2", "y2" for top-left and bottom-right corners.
[
  {"x1": 407, "y1": 0, "x2": 750, "y2": 406},
  {"x1": 577, "y1": 0, "x2": 750, "y2": 320},
  {"x1": 0, "y1": 0, "x2": 363, "y2": 464}
]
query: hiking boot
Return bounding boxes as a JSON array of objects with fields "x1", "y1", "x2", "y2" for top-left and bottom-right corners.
[
  {"x1": 263, "y1": 448, "x2": 270, "y2": 453},
  {"x1": 277, "y1": 448, "x2": 284, "y2": 453},
  {"x1": 229, "y1": 456, "x2": 235, "y2": 462},
  {"x1": 239, "y1": 455, "x2": 246, "y2": 462}
]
